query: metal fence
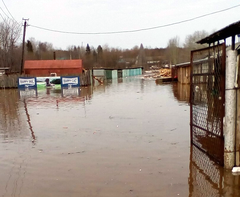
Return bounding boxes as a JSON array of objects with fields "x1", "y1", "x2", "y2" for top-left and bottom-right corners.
[
  {"x1": 0, "y1": 70, "x2": 92, "y2": 89},
  {"x1": 190, "y1": 44, "x2": 225, "y2": 166}
]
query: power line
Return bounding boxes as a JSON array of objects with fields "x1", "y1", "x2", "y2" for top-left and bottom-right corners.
[
  {"x1": 0, "y1": 12, "x2": 6, "y2": 22},
  {"x1": 0, "y1": 6, "x2": 20, "y2": 26},
  {"x1": 2, "y1": 0, "x2": 17, "y2": 22},
  {"x1": 29, "y1": 3, "x2": 240, "y2": 35},
  {"x1": 0, "y1": 6, "x2": 9, "y2": 19}
]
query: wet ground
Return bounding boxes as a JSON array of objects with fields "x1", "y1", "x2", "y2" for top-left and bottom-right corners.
[{"x1": 0, "y1": 77, "x2": 239, "y2": 197}]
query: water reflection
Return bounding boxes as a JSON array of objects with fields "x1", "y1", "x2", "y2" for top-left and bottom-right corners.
[
  {"x1": 0, "y1": 86, "x2": 93, "y2": 141},
  {"x1": 97, "y1": 76, "x2": 147, "y2": 95},
  {"x1": 189, "y1": 146, "x2": 240, "y2": 197},
  {"x1": 19, "y1": 88, "x2": 38, "y2": 98},
  {"x1": 172, "y1": 82, "x2": 190, "y2": 103},
  {"x1": 0, "y1": 89, "x2": 29, "y2": 140},
  {"x1": 61, "y1": 87, "x2": 80, "y2": 97},
  {"x1": 1, "y1": 78, "x2": 240, "y2": 196},
  {"x1": 23, "y1": 98, "x2": 36, "y2": 144}
]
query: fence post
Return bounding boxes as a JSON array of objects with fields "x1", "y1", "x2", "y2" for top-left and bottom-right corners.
[{"x1": 224, "y1": 49, "x2": 237, "y2": 169}]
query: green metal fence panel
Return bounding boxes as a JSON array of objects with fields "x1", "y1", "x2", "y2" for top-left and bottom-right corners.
[
  {"x1": 105, "y1": 70, "x2": 112, "y2": 79},
  {"x1": 130, "y1": 69, "x2": 134, "y2": 76},
  {"x1": 129, "y1": 69, "x2": 133, "y2": 76},
  {"x1": 112, "y1": 70, "x2": 118, "y2": 79},
  {"x1": 137, "y1": 68, "x2": 140, "y2": 75},
  {"x1": 126, "y1": 69, "x2": 130, "y2": 76},
  {"x1": 122, "y1": 69, "x2": 143, "y2": 77},
  {"x1": 134, "y1": 69, "x2": 137, "y2": 76},
  {"x1": 123, "y1": 69, "x2": 130, "y2": 77},
  {"x1": 122, "y1": 69, "x2": 127, "y2": 77}
]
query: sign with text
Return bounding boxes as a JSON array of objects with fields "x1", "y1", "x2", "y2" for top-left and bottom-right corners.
[
  {"x1": 18, "y1": 77, "x2": 37, "y2": 89},
  {"x1": 60, "y1": 76, "x2": 80, "y2": 88}
]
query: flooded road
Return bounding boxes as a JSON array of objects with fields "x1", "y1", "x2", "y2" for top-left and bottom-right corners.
[{"x1": 0, "y1": 77, "x2": 239, "y2": 197}]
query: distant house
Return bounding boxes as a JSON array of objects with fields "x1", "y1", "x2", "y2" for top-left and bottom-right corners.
[{"x1": 24, "y1": 60, "x2": 83, "y2": 76}]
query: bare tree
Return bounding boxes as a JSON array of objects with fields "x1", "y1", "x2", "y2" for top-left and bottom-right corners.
[
  {"x1": 97, "y1": 45, "x2": 103, "y2": 66},
  {"x1": 184, "y1": 30, "x2": 209, "y2": 50},
  {"x1": 82, "y1": 44, "x2": 92, "y2": 69},
  {"x1": 35, "y1": 41, "x2": 54, "y2": 60},
  {"x1": 0, "y1": 18, "x2": 21, "y2": 72},
  {"x1": 182, "y1": 30, "x2": 209, "y2": 61},
  {"x1": 166, "y1": 36, "x2": 180, "y2": 65}
]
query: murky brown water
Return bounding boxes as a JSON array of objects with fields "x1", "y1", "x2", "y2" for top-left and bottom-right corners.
[{"x1": 0, "y1": 77, "x2": 239, "y2": 197}]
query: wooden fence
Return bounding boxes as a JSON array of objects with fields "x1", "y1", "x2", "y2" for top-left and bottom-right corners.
[
  {"x1": 80, "y1": 70, "x2": 92, "y2": 86},
  {"x1": 0, "y1": 74, "x2": 20, "y2": 88},
  {"x1": 0, "y1": 71, "x2": 92, "y2": 89}
]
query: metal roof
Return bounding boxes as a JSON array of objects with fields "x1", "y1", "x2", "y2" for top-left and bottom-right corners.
[
  {"x1": 24, "y1": 60, "x2": 82, "y2": 70},
  {"x1": 197, "y1": 20, "x2": 240, "y2": 44}
]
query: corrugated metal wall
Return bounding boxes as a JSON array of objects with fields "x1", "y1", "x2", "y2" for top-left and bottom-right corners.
[
  {"x1": 122, "y1": 68, "x2": 142, "y2": 78},
  {"x1": 112, "y1": 70, "x2": 118, "y2": 79},
  {"x1": 93, "y1": 68, "x2": 142, "y2": 79},
  {"x1": 93, "y1": 70, "x2": 105, "y2": 76},
  {"x1": 105, "y1": 70, "x2": 112, "y2": 79}
]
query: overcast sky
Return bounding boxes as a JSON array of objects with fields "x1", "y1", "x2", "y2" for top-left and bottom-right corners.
[{"x1": 1, "y1": 0, "x2": 240, "y2": 50}]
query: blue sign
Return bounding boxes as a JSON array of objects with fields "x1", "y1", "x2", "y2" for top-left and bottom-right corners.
[
  {"x1": 60, "y1": 76, "x2": 80, "y2": 88},
  {"x1": 18, "y1": 77, "x2": 37, "y2": 89}
]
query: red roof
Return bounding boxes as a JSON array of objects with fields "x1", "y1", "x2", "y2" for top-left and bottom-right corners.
[{"x1": 24, "y1": 60, "x2": 82, "y2": 70}]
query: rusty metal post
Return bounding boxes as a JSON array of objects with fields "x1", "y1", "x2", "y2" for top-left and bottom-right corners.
[
  {"x1": 190, "y1": 51, "x2": 193, "y2": 144},
  {"x1": 224, "y1": 49, "x2": 237, "y2": 169}
]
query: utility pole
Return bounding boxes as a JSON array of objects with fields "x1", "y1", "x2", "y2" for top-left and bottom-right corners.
[{"x1": 21, "y1": 19, "x2": 28, "y2": 74}]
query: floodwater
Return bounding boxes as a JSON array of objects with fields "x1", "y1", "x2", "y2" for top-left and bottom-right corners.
[{"x1": 0, "y1": 77, "x2": 239, "y2": 197}]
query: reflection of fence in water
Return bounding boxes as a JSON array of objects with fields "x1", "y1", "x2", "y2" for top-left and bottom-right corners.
[
  {"x1": 189, "y1": 146, "x2": 223, "y2": 197},
  {"x1": 62, "y1": 88, "x2": 80, "y2": 97},
  {"x1": 19, "y1": 88, "x2": 37, "y2": 99}
]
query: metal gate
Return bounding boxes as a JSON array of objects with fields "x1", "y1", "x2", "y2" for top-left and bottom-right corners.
[{"x1": 190, "y1": 43, "x2": 225, "y2": 166}]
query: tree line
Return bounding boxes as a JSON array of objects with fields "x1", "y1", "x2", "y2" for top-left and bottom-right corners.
[{"x1": 0, "y1": 17, "x2": 210, "y2": 72}]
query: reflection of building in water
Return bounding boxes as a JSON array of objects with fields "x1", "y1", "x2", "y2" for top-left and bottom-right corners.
[
  {"x1": 189, "y1": 146, "x2": 240, "y2": 197},
  {"x1": 34, "y1": 85, "x2": 93, "y2": 102},
  {"x1": 172, "y1": 82, "x2": 190, "y2": 103},
  {"x1": 24, "y1": 86, "x2": 93, "y2": 108}
]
